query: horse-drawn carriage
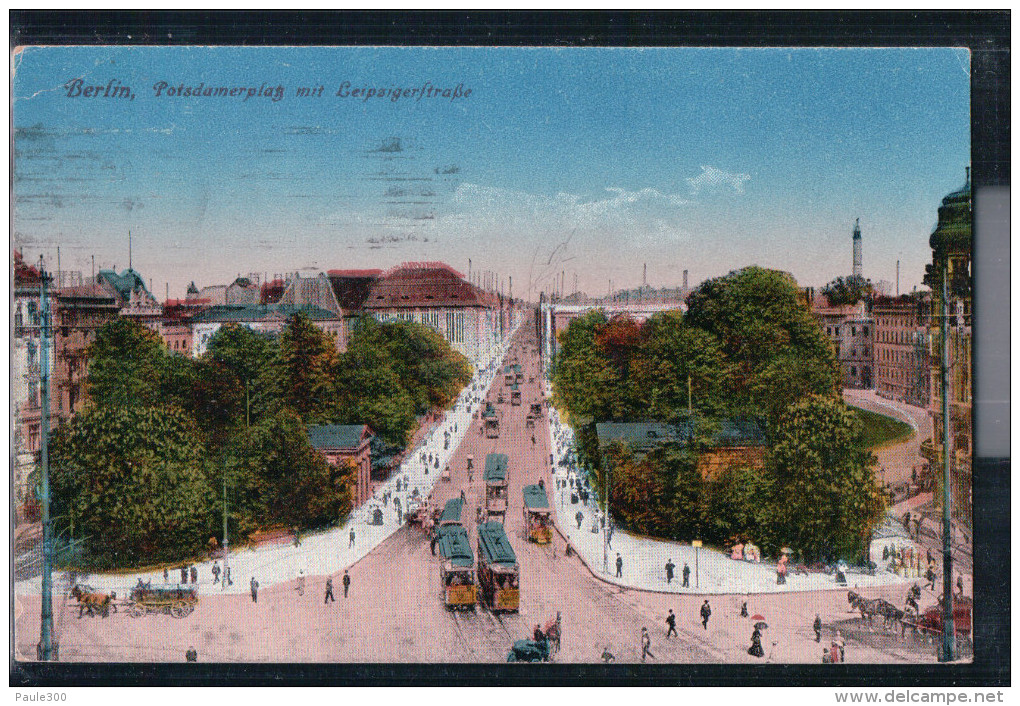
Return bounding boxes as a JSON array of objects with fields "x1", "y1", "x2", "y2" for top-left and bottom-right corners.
[
  {"x1": 507, "y1": 615, "x2": 560, "y2": 661},
  {"x1": 407, "y1": 496, "x2": 433, "y2": 533},
  {"x1": 70, "y1": 584, "x2": 117, "y2": 618},
  {"x1": 128, "y1": 582, "x2": 198, "y2": 619},
  {"x1": 902, "y1": 596, "x2": 973, "y2": 641}
]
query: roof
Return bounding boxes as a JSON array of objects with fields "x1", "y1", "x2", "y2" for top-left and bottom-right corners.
[
  {"x1": 523, "y1": 484, "x2": 550, "y2": 511},
  {"x1": 437, "y1": 525, "x2": 474, "y2": 567},
  {"x1": 190, "y1": 304, "x2": 341, "y2": 324},
  {"x1": 484, "y1": 453, "x2": 509, "y2": 483},
  {"x1": 97, "y1": 268, "x2": 153, "y2": 303},
  {"x1": 477, "y1": 522, "x2": 517, "y2": 567},
  {"x1": 307, "y1": 424, "x2": 374, "y2": 451},
  {"x1": 362, "y1": 262, "x2": 493, "y2": 310},
  {"x1": 328, "y1": 271, "x2": 382, "y2": 311},
  {"x1": 439, "y1": 497, "x2": 464, "y2": 526},
  {"x1": 595, "y1": 418, "x2": 766, "y2": 451}
]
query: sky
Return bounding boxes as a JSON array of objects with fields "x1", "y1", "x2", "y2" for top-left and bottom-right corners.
[{"x1": 12, "y1": 46, "x2": 971, "y2": 302}]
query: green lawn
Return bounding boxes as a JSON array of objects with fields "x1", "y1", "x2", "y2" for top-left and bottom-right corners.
[{"x1": 851, "y1": 406, "x2": 914, "y2": 449}]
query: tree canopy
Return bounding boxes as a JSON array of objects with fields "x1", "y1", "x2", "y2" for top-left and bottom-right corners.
[{"x1": 821, "y1": 274, "x2": 873, "y2": 306}]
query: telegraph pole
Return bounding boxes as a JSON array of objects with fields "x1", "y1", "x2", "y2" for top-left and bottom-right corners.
[
  {"x1": 602, "y1": 457, "x2": 610, "y2": 574},
  {"x1": 37, "y1": 262, "x2": 55, "y2": 661},
  {"x1": 222, "y1": 475, "x2": 230, "y2": 591},
  {"x1": 939, "y1": 262, "x2": 955, "y2": 662}
]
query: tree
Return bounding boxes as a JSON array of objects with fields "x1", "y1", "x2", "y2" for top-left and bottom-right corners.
[
  {"x1": 49, "y1": 405, "x2": 214, "y2": 568},
  {"x1": 628, "y1": 310, "x2": 735, "y2": 421},
  {"x1": 275, "y1": 312, "x2": 340, "y2": 423},
  {"x1": 765, "y1": 395, "x2": 886, "y2": 562},
  {"x1": 551, "y1": 310, "x2": 633, "y2": 422},
  {"x1": 85, "y1": 318, "x2": 167, "y2": 409},
  {"x1": 224, "y1": 409, "x2": 352, "y2": 535},
  {"x1": 821, "y1": 274, "x2": 873, "y2": 306},
  {"x1": 684, "y1": 266, "x2": 839, "y2": 422}
]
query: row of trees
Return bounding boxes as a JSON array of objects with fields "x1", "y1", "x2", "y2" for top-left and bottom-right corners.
[
  {"x1": 554, "y1": 267, "x2": 885, "y2": 562},
  {"x1": 49, "y1": 313, "x2": 472, "y2": 568}
]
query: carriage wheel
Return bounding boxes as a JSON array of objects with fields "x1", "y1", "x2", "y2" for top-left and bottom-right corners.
[
  {"x1": 170, "y1": 603, "x2": 189, "y2": 619},
  {"x1": 128, "y1": 604, "x2": 145, "y2": 618}
]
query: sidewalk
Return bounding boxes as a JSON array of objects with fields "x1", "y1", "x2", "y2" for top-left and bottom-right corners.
[
  {"x1": 14, "y1": 318, "x2": 523, "y2": 598},
  {"x1": 545, "y1": 393, "x2": 912, "y2": 596}
]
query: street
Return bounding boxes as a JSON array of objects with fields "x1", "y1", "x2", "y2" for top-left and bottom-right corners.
[{"x1": 14, "y1": 325, "x2": 945, "y2": 664}]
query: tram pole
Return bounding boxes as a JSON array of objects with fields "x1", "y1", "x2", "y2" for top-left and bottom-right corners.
[
  {"x1": 37, "y1": 264, "x2": 55, "y2": 661},
  {"x1": 222, "y1": 474, "x2": 229, "y2": 592},
  {"x1": 602, "y1": 457, "x2": 609, "y2": 574},
  {"x1": 939, "y1": 263, "x2": 955, "y2": 662}
]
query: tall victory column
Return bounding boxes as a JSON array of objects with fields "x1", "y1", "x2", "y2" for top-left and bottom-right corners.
[{"x1": 852, "y1": 217, "x2": 862, "y2": 278}]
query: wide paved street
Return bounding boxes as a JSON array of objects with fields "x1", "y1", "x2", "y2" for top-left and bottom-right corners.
[{"x1": 14, "y1": 326, "x2": 947, "y2": 664}]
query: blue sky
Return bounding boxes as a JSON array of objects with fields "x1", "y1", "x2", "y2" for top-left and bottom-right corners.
[{"x1": 12, "y1": 46, "x2": 970, "y2": 300}]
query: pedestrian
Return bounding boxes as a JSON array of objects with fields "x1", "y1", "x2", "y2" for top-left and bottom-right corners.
[
  {"x1": 748, "y1": 625, "x2": 764, "y2": 658},
  {"x1": 325, "y1": 577, "x2": 335, "y2": 603},
  {"x1": 615, "y1": 553, "x2": 623, "y2": 578},
  {"x1": 641, "y1": 627, "x2": 655, "y2": 661},
  {"x1": 190, "y1": 566, "x2": 198, "y2": 584},
  {"x1": 601, "y1": 645, "x2": 616, "y2": 663},
  {"x1": 396, "y1": 478, "x2": 402, "y2": 493},
  {"x1": 700, "y1": 599, "x2": 712, "y2": 630},
  {"x1": 349, "y1": 528, "x2": 356, "y2": 548},
  {"x1": 185, "y1": 646, "x2": 198, "y2": 662},
  {"x1": 163, "y1": 567, "x2": 169, "y2": 583},
  {"x1": 665, "y1": 558, "x2": 675, "y2": 585},
  {"x1": 431, "y1": 533, "x2": 438, "y2": 556},
  {"x1": 740, "y1": 600, "x2": 748, "y2": 618},
  {"x1": 913, "y1": 517, "x2": 921, "y2": 539},
  {"x1": 607, "y1": 525, "x2": 614, "y2": 549},
  {"x1": 925, "y1": 564, "x2": 936, "y2": 591},
  {"x1": 460, "y1": 489, "x2": 466, "y2": 504},
  {"x1": 927, "y1": 548, "x2": 933, "y2": 565},
  {"x1": 682, "y1": 562, "x2": 690, "y2": 588},
  {"x1": 576, "y1": 511, "x2": 583, "y2": 530},
  {"x1": 225, "y1": 566, "x2": 233, "y2": 586},
  {"x1": 181, "y1": 566, "x2": 188, "y2": 584},
  {"x1": 957, "y1": 574, "x2": 964, "y2": 596},
  {"x1": 212, "y1": 562, "x2": 221, "y2": 584},
  {"x1": 902, "y1": 511, "x2": 911, "y2": 533},
  {"x1": 666, "y1": 609, "x2": 677, "y2": 638},
  {"x1": 293, "y1": 527, "x2": 302, "y2": 547},
  {"x1": 813, "y1": 614, "x2": 822, "y2": 642},
  {"x1": 434, "y1": 457, "x2": 439, "y2": 469},
  {"x1": 342, "y1": 570, "x2": 351, "y2": 598},
  {"x1": 250, "y1": 576, "x2": 259, "y2": 603}
]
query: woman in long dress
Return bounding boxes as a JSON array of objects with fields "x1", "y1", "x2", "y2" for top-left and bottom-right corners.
[{"x1": 748, "y1": 626, "x2": 765, "y2": 658}]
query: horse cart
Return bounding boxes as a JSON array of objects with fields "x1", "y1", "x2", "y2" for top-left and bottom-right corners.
[{"x1": 128, "y1": 583, "x2": 198, "y2": 619}]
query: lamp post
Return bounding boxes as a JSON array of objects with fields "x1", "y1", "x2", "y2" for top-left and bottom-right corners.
[
  {"x1": 222, "y1": 473, "x2": 230, "y2": 591},
  {"x1": 938, "y1": 262, "x2": 955, "y2": 662},
  {"x1": 37, "y1": 264, "x2": 55, "y2": 661},
  {"x1": 692, "y1": 540, "x2": 702, "y2": 588}
]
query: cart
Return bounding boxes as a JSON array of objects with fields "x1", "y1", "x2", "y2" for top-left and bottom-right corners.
[{"x1": 127, "y1": 584, "x2": 198, "y2": 619}]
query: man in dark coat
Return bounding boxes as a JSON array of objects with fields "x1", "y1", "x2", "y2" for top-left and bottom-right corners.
[
  {"x1": 813, "y1": 614, "x2": 822, "y2": 642},
  {"x1": 190, "y1": 566, "x2": 198, "y2": 584},
  {"x1": 682, "y1": 563, "x2": 691, "y2": 588},
  {"x1": 185, "y1": 646, "x2": 198, "y2": 662},
  {"x1": 163, "y1": 568, "x2": 169, "y2": 583},
  {"x1": 700, "y1": 600, "x2": 712, "y2": 630},
  {"x1": 349, "y1": 528, "x2": 356, "y2": 547},
  {"x1": 250, "y1": 577, "x2": 259, "y2": 603},
  {"x1": 665, "y1": 559, "x2": 675, "y2": 585},
  {"x1": 615, "y1": 553, "x2": 623, "y2": 578},
  {"x1": 576, "y1": 511, "x2": 583, "y2": 530},
  {"x1": 324, "y1": 577, "x2": 335, "y2": 603},
  {"x1": 342, "y1": 570, "x2": 351, "y2": 598},
  {"x1": 666, "y1": 609, "x2": 677, "y2": 638}
]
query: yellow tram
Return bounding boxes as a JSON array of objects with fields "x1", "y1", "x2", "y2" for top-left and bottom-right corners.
[
  {"x1": 522, "y1": 483, "x2": 552, "y2": 544},
  {"x1": 477, "y1": 521, "x2": 520, "y2": 612}
]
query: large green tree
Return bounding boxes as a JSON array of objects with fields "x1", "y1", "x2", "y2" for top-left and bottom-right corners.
[
  {"x1": 683, "y1": 266, "x2": 839, "y2": 422},
  {"x1": 223, "y1": 410, "x2": 353, "y2": 536},
  {"x1": 766, "y1": 394, "x2": 885, "y2": 562},
  {"x1": 551, "y1": 311, "x2": 632, "y2": 422},
  {"x1": 85, "y1": 318, "x2": 168, "y2": 409},
  {"x1": 821, "y1": 274, "x2": 873, "y2": 306},
  {"x1": 49, "y1": 405, "x2": 214, "y2": 568},
  {"x1": 274, "y1": 312, "x2": 340, "y2": 423}
]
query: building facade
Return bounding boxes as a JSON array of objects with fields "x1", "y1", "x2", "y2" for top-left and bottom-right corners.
[
  {"x1": 922, "y1": 168, "x2": 972, "y2": 522},
  {"x1": 189, "y1": 304, "x2": 345, "y2": 358},
  {"x1": 813, "y1": 300, "x2": 874, "y2": 390},
  {"x1": 873, "y1": 293, "x2": 931, "y2": 408},
  {"x1": 307, "y1": 424, "x2": 375, "y2": 507}
]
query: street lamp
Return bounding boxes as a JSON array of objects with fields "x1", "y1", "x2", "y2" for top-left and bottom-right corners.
[{"x1": 692, "y1": 540, "x2": 702, "y2": 588}]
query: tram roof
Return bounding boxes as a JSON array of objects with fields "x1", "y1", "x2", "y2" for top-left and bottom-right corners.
[
  {"x1": 438, "y1": 525, "x2": 474, "y2": 567},
  {"x1": 482, "y1": 402, "x2": 498, "y2": 419},
  {"x1": 477, "y1": 521, "x2": 517, "y2": 566},
  {"x1": 484, "y1": 453, "x2": 509, "y2": 483},
  {"x1": 523, "y1": 484, "x2": 550, "y2": 510},
  {"x1": 439, "y1": 497, "x2": 464, "y2": 526}
]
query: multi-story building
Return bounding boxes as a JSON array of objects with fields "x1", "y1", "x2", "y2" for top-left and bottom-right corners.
[
  {"x1": 922, "y1": 168, "x2": 972, "y2": 521},
  {"x1": 189, "y1": 303, "x2": 345, "y2": 358},
  {"x1": 813, "y1": 299, "x2": 874, "y2": 389},
  {"x1": 873, "y1": 293, "x2": 931, "y2": 408},
  {"x1": 12, "y1": 252, "x2": 48, "y2": 511},
  {"x1": 359, "y1": 262, "x2": 506, "y2": 366},
  {"x1": 96, "y1": 268, "x2": 161, "y2": 328}
]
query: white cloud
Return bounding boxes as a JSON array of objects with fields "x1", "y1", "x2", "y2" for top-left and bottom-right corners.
[{"x1": 686, "y1": 165, "x2": 751, "y2": 196}]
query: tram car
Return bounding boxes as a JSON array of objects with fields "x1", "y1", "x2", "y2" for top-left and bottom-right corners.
[
  {"x1": 513, "y1": 364, "x2": 524, "y2": 385},
  {"x1": 484, "y1": 453, "x2": 510, "y2": 521},
  {"x1": 477, "y1": 521, "x2": 520, "y2": 613},
  {"x1": 510, "y1": 382, "x2": 522, "y2": 406},
  {"x1": 438, "y1": 525, "x2": 477, "y2": 609},
  {"x1": 482, "y1": 402, "x2": 500, "y2": 439},
  {"x1": 504, "y1": 365, "x2": 515, "y2": 387},
  {"x1": 522, "y1": 483, "x2": 552, "y2": 544},
  {"x1": 437, "y1": 497, "x2": 465, "y2": 537}
]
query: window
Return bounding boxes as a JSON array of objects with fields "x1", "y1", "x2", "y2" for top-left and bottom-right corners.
[
  {"x1": 863, "y1": 326, "x2": 869, "y2": 336},
  {"x1": 456, "y1": 312, "x2": 464, "y2": 343},
  {"x1": 446, "y1": 312, "x2": 455, "y2": 341}
]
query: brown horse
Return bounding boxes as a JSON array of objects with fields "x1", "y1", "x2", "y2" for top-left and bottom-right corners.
[{"x1": 70, "y1": 584, "x2": 115, "y2": 618}]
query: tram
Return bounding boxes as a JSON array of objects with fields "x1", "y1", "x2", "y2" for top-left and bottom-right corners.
[
  {"x1": 438, "y1": 525, "x2": 477, "y2": 609},
  {"x1": 522, "y1": 483, "x2": 552, "y2": 544},
  {"x1": 482, "y1": 402, "x2": 500, "y2": 439},
  {"x1": 477, "y1": 521, "x2": 520, "y2": 612},
  {"x1": 484, "y1": 453, "x2": 509, "y2": 521}
]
